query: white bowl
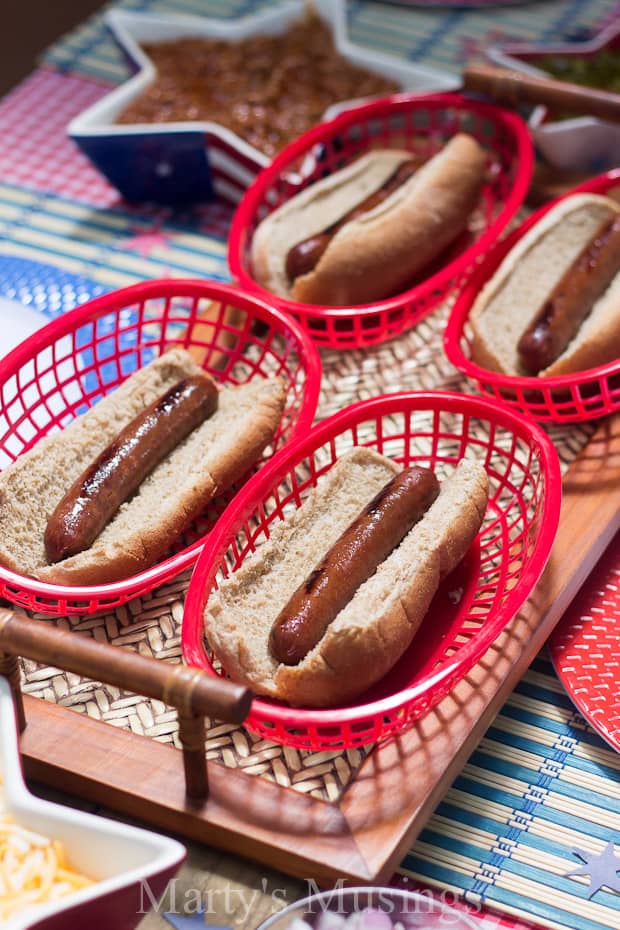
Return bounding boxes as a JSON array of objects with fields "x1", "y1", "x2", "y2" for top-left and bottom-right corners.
[
  {"x1": 0, "y1": 676, "x2": 185, "y2": 930},
  {"x1": 257, "y1": 886, "x2": 486, "y2": 930},
  {"x1": 68, "y1": 0, "x2": 457, "y2": 204},
  {"x1": 488, "y1": 22, "x2": 620, "y2": 173}
]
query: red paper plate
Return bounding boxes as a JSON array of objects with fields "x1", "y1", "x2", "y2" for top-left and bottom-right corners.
[{"x1": 549, "y1": 532, "x2": 620, "y2": 753}]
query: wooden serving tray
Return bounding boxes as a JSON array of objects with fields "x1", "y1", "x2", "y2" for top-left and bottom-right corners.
[{"x1": 13, "y1": 409, "x2": 620, "y2": 885}]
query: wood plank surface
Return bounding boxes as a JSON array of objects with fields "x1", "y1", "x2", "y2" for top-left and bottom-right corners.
[
  {"x1": 341, "y1": 415, "x2": 620, "y2": 882},
  {"x1": 20, "y1": 696, "x2": 368, "y2": 884},
  {"x1": 17, "y1": 412, "x2": 620, "y2": 886}
]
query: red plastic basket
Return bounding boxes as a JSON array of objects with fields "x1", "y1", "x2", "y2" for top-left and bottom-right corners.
[
  {"x1": 182, "y1": 391, "x2": 561, "y2": 750},
  {"x1": 228, "y1": 92, "x2": 533, "y2": 350},
  {"x1": 0, "y1": 279, "x2": 321, "y2": 615},
  {"x1": 444, "y1": 168, "x2": 620, "y2": 423}
]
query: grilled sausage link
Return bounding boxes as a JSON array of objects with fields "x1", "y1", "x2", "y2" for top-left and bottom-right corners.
[
  {"x1": 518, "y1": 214, "x2": 620, "y2": 374},
  {"x1": 269, "y1": 465, "x2": 440, "y2": 666},
  {"x1": 44, "y1": 374, "x2": 218, "y2": 563},
  {"x1": 284, "y1": 159, "x2": 418, "y2": 282}
]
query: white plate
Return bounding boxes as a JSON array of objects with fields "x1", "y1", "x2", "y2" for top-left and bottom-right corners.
[
  {"x1": 68, "y1": 1, "x2": 458, "y2": 204},
  {"x1": 0, "y1": 299, "x2": 48, "y2": 359}
]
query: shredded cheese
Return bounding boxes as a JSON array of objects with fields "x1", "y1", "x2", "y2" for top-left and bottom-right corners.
[{"x1": 0, "y1": 778, "x2": 93, "y2": 920}]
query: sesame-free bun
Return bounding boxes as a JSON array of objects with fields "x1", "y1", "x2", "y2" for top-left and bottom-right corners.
[
  {"x1": 251, "y1": 134, "x2": 487, "y2": 307},
  {"x1": 0, "y1": 349, "x2": 285, "y2": 585},
  {"x1": 205, "y1": 448, "x2": 488, "y2": 707},
  {"x1": 470, "y1": 193, "x2": 620, "y2": 377}
]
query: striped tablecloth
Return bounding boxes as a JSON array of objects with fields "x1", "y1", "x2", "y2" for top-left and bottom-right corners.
[
  {"x1": 2, "y1": 3, "x2": 619, "y2": 930},
  {"x1": 41, "y1": 0, "x2": 620, "y2": 84}
]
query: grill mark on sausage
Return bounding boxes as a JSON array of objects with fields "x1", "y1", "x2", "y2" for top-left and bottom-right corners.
[
  {"x1": 269, "y1": 465, "x2": 440, "y2": 666},
  {"x1": 44, "y1": 375, "x2": 218, "y2": 564},
  {"x1": 518, "y1": 214, "x2": 620, "y2": 374}
]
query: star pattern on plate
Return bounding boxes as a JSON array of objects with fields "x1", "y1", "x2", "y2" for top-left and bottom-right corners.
[{"x1": 565, "y1": 841, "x2": 620, "y2": 897}]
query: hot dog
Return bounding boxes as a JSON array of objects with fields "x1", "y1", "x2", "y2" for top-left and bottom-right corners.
[
  {"x1": 284, "y1": 159, "x2": 419, "y2": 282},
  {"x1": 206, "y1": 449, "x2": 488, "y2": 707},
  {"x1": 517, "y1": 214, "x2": 620, "y2": 374},
  {"x1": 44, "y1": 375, "x2": 219, "y2": 563},
  {"x1": 470, "y1": 193, "x2": 620, "y2": 378},
  {"x1": 0, "y1": 349, "x2": 286, "y2": 586},
  {"x1": 251, "y1": 134, "x2": 487, "y2": 307},
  {"x1": 270, "y1": 466, "x2": 439, "y2": 665}
]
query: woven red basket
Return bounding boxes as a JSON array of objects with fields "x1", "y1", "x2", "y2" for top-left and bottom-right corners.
[
  {"x1": 228, "y1": 93, "x2": 532, "y2": 350},
  {"x1": 182, "y1": 392, "x2": 560, "y2": 750},
  {"x1": 444, "y1": 168, "x2": 620, "y2": 423},
  {"x1": 0, "y1": 279, "x2": 321, "y2": 615}
]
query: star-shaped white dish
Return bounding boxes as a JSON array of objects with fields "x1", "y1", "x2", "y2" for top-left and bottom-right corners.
[
  {"x1": 67, "y1": 1, "x2": 457, "y2": 205},
  {"x1": 0, "y1": 676, "x2": 185, "y2": 930},
  {"x1": 488, "y1": 20, "x2": 620, "y2": 174}
]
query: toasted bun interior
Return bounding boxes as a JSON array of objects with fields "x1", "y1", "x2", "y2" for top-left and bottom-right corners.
[
  {"x1": 470, "y1": 193, "x2": 620, "y2": 377},
  {"x1": 0, "y1": 348, "x2": 286, "y2": 585},
  {"x1": 206, "y1": 448, "x2": 488, "y2": 707}
]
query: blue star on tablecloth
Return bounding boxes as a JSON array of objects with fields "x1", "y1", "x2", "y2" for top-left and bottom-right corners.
[{"x1": 565, "y1": 841, "x2": 620, "y2": 898}]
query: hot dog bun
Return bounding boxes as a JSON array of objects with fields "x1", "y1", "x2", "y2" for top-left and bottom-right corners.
[
  {"x1": 206, "y1": 448, "x2": 488, "y2": 707},
  {"x1": 0, "y1": 349, "x2": 286, "y2": 586},
  {"x1": 251, "y1": 134, "x2": 487, "y2": 307},
  {"x1": 470, "y1": 193, "x2": 620, "y2": 377}
]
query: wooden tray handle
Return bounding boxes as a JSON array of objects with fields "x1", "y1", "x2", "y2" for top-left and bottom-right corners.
[
  {"x1": 0, "y1": 607, "x2": 252, "y2": 800},
  {"x1": 463, "y1": 63, "x2": 620, "y2": 123}
]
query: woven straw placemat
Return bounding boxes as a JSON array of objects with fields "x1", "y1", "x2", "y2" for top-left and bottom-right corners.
[
  {"x1": 1, "y1": 3, "x2": 617, "y2": 925},
  {"x1": 11, "y1": 276, "x2": 593, "y2": 801}
]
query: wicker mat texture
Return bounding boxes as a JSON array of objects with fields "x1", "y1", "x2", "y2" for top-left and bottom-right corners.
[
  {"x1": 1, "y1": 3, "x2": 619, "y2": 927},
  {"x1": 0, "y1": 253, "x2": 594, "y2": 802}
]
